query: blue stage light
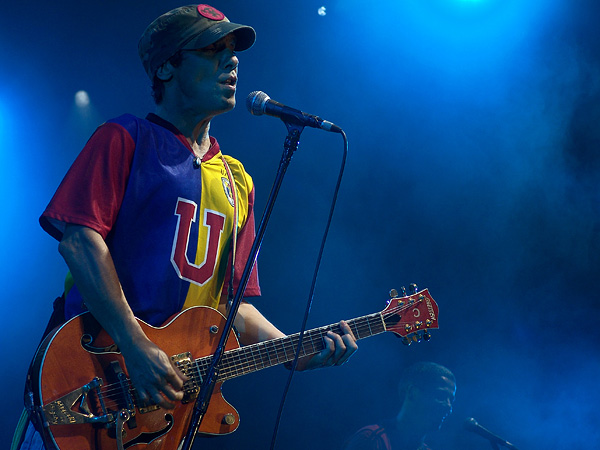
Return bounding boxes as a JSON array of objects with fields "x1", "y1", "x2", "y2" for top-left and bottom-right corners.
[{"x1": 333, "y1": 0, "x2": 560, "y2": 82}]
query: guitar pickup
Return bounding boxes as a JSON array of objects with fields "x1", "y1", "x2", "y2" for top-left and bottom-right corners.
[{"x1": 171, "y1": 352, "x2": 202, "y2": 404}]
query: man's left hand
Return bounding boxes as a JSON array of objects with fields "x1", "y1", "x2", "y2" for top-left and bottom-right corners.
[{"x1": 296, "y1": 320, "x2": 358, "y2": 371}]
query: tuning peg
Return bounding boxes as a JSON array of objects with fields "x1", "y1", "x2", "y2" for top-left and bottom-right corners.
[
  {"x1": 401, "y1": 336, "x2": 412, "y2": 346},
  {"x1": 423, "y1": 330, "x2": 431, "y2": 341},
  {"x1": 408, "y1": 283, "x2": 418, "y2": 294},
  {"x1": 399, "y1": 286, "x2": 407, "y2": 296},
  {"x1": 389, "y1": 288, "x2": 399, "y2": 299}
]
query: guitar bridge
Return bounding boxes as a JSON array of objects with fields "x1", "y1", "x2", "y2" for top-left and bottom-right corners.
[
  {"x1": 171, "y1": 352, "x2": 202, "y2": 404},
  {"x1": 42, "y1": 377, "x2": 114, "y2": 425}
]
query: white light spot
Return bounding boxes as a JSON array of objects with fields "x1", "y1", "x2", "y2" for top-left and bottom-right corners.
[
  {"x1": 318, "y1": 6, "x2": 326, "y2": 16},
  {"x1": 75, "y1": 90, "x2": 90, "y2": 108}
]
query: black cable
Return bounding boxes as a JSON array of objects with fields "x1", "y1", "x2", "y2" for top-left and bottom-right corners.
[{"x1": 269, "y1": 129, "x2": 349, "y2": 450}]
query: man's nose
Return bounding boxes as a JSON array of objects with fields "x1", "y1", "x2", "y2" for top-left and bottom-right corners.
[{"x1": 222, "y1": 50, "x2": 238, "y2": 70}]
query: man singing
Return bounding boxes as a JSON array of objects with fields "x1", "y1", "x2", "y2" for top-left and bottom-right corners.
[{"x1": 14, "y1": 5, "x2": 357, "y2": 449}]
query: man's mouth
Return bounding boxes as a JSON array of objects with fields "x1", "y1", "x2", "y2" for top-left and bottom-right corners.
[{"x1": 221, "y1": 75, "x2": 237, "y2": 87}]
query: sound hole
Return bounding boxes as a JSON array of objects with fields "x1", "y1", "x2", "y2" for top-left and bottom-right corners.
[
  {"x1": 124, "y1": 414, "x2": 174, "y2": 448},
  {"x1": 81, "y1": 334, "x2": 119, "y2": 354}
]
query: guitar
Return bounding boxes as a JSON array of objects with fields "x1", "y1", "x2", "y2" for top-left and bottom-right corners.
[{"x1": 28, "y1": 288, "x2": 439, "y2": 450}]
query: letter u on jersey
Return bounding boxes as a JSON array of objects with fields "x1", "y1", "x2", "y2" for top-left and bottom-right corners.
[{"x1": 171, "y1": 197, "x2": 226, "y2": 286}]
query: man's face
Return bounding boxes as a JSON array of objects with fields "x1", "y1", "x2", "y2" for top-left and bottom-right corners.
[
  {"x1": 169, "y1": 33, "x2": 239, "y2": 118},
  {"x1": 415, "y1": 375, "x2": 456, "y2": 432}
]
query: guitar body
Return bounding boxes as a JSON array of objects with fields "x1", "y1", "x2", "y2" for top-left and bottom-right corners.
[{"x1": 30, "y1": 306, "x2": 240, "y2": 450}]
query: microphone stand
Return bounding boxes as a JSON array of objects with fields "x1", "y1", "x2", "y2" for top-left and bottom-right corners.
[{"x1": 180, "y1": 122, "x2": 305, "y2": 450}]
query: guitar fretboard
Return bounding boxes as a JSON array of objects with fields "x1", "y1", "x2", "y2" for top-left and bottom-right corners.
[{"x1": 185, "y1": 312, "x2": 386, "y2": 384}]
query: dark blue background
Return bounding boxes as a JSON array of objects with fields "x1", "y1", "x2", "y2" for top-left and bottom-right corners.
[{"x1": 2, "y1": 1, "x2": 599, "y2": 448}]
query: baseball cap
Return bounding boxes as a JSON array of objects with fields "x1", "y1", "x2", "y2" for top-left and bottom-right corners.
[{"x1": 139, "y1": 4, "x2": 256, "y2": 79}]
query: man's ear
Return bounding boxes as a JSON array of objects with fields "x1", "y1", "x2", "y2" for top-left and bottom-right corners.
[
  {"x1": 156, "y1": 62, "x2": 174, "y2": 82},
  {"x1": 406, "y1": 385, "x2": 420, "y2": 403}
]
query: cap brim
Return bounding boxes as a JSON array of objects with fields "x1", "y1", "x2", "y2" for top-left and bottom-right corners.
[{"x1": 183, "y1": 22, "x2": 256, "y2": 52}]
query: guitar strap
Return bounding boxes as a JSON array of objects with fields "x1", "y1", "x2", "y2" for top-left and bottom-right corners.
[{"x1": 220, "y1": 156, "x2": 239, "y2": 314}]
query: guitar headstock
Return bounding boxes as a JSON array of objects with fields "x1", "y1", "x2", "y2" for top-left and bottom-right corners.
[{"x1": 381, "y1": 287, "x2": 439, "y2": 345}]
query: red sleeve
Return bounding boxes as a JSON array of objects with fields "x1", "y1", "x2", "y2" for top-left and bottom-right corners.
[
  {"x1": 223, "y1": 185, "x2": 261, "y2": 298},
  {"x1": 40, "y1": 122, "x2": 136, "y2": 241}
]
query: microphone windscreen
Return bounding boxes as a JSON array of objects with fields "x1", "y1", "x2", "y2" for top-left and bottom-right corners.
[{"x1": 246, "y1": 91, "x2": 270, "y2": 116}]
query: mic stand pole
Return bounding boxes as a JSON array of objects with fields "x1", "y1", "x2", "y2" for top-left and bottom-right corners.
[{"x1": 180, "y1": 122, "x2": 305, "y2": 450}]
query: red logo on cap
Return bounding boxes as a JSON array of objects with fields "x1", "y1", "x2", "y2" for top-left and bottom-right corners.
[{"x1": 197, "y1": 4, "x2": 225, "y2": 21}]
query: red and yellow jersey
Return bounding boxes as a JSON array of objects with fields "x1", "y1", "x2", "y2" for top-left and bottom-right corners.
[{"x1": 41, "y1": 113, "x2": 260, "y2": 326}]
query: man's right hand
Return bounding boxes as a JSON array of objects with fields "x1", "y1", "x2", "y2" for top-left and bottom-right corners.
[{"x1": 120, "y1": 337, "x2": 188, "y2": 410}]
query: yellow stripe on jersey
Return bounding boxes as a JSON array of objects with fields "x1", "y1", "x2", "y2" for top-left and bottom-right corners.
[{"x1": 183, "y1": 152, "x2": 253, "y2": 310}]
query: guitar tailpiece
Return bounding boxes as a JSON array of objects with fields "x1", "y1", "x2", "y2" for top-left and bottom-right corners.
[{"x1": 41, "y1": 377, "x2": 115, "y2": 425}]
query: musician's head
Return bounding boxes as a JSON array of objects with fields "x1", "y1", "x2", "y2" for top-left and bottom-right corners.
[
  {"x1": 138, "y1": 4, "x2": 256, "y2": 105},
  {"x1": 398, "y1": 362, "x2": 456, "y2": 432}
]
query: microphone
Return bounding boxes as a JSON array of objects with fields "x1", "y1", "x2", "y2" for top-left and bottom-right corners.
[
  {"x1": 464, "y1": 418, "x2": 519, "y2": 450},
  {"x1": 246, "y1": 91, "x2": 342, "y2": 133}
]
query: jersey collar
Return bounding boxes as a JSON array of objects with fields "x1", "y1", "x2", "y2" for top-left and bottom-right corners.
[{"x1": 146, "y1": 113, "x2": 221, "y2": 161}]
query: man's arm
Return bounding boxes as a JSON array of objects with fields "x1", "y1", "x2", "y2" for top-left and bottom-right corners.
[
  {"x1": 218, "y1": 301, "x2": 358, "y2": 371},
  {"x1": 59, "y1": 224, "x2": 186, "y2": 409}
]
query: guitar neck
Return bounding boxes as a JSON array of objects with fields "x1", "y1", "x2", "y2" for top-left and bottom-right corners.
[{"x1": 195, "y1": 312, "x2": 386, "y2": 382}]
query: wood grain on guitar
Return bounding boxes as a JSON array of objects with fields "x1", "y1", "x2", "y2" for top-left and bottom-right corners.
[{"x1": 29, "y1": 288, "x2": 439, "y2": 450}]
